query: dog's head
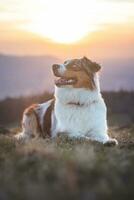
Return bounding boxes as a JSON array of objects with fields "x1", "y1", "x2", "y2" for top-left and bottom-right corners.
[{"x1": 52, "y1": 57, "x2": 101, "y2": 90}]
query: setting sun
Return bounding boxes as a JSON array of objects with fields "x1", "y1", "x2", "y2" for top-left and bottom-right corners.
[
  {"x1": 0, "y1": 0, "x2": 134, "y2": 52},
  {"x1": 17, "y1": 0, "x2": 134, "y2": 44},
  {"x1": 21, "y1": 0, "x2": 99, "y2": 44}
]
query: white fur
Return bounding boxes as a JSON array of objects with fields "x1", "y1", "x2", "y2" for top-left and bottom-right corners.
[
  {"x1": 53, "y1": 74, "x2": 118, "y2": 144},
  {"x1": 58, "y1": 64, "x2": 66, "y2": 75},
  {"x1": 54, "y1": 77, "x2": 109, "y2": 143}
]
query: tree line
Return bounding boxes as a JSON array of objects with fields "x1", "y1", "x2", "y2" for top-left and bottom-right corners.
[{"x1": 0, "y1": 91, "x2": 134, "y2": 126}]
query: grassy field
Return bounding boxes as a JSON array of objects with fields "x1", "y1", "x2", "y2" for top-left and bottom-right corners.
[{"x1": 0, "y1": 126, "x2": 134, "y2": 200}]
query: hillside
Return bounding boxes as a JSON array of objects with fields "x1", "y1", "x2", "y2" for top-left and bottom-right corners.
[
  {"x1": 0, "y1": 125, "x2": 134, "y2": 200},
  {"x1": 0, "y1": 90, "x2": 134, "y2": 199}
]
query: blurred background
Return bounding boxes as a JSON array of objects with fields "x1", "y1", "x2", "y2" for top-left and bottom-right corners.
[
  {"x1": 0, "y1": 0, "x2": 134, "y2": 127},
  {"x1": 0, "y1": 2, "x2": 134, "y2": 199}
]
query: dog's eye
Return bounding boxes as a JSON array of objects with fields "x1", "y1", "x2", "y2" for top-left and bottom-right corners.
[
  {"x1": 64, "y1": 61, "x2": 68, "y2": 64},
  {"x1": 71, "y1": 64, "x2": 81, "y2": 71}
]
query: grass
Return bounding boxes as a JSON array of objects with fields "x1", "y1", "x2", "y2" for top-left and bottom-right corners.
[{"x1": 0, "y1": 126, "x2": 134, "y2": 200}]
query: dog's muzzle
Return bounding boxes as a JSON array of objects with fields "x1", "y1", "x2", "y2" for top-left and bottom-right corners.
[{"x1": 52, "y1": 64, "x2": 77, "y2": 87}]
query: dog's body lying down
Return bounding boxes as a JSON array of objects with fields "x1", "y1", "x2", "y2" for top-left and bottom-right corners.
[{"x1": 15, "y1": 57, "x2": 118, "y2": 145}]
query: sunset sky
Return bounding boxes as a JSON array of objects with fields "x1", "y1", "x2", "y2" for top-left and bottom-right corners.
[{"x1": 0, "y1": 0, "x2": 134, "y2": 59}]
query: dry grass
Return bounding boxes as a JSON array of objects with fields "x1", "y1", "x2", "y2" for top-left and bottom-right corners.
[{"x1": 0, "y1": 126, "x2": 134, "y2": 200}]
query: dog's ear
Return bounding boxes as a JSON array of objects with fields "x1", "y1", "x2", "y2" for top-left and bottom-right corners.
[
  {"x1": 82, "y1": 57, "x2": 101, "y2": 73},
  {"x1": 92, "y1": 62, "x2": 101, "y2": 72}
]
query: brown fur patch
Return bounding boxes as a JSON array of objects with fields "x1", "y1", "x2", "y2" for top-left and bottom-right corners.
[
  {"x1": 23, "y1": 104, "x2": 42, "y2": 135},
  {"x1": 63, "y1": 69, "x2": 95, "y2": 90},
  {"x1": 82, "y1": 57, "x2": 101, "y2": 73},
  {"x1": 24, "y1": 104, "x2": 39, "y2": 116},
  {"x1": 42, "y1": 100, "x2": 54, "y2": 138}
]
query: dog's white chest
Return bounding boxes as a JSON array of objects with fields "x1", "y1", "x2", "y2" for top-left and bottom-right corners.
[{"x1": 54, "y1": 100, "x2": 107, "y2": 137}]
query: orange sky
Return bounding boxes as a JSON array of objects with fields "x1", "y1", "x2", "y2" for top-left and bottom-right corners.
[{"x1": 0, "y1": 0, "x2": 134, "y2": 60}]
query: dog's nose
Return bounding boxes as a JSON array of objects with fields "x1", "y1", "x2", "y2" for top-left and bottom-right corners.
[{"x1": 52, "y1": 64, "x2": 59, "y2": 71}]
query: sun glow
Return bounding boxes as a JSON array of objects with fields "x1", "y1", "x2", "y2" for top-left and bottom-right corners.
[
  {"x1": 22, "y1": 0, "x2": 100, "y2": 44},
  {"x1": 25, "y1": 22, "x2": 97, "y2": 44},
  {"x1": 2, "y1": 0, "x2": 133, "y2": 44}
]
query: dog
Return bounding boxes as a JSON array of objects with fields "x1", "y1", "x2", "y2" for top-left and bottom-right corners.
[{"x1": 15, "y1": 57, "x2": 118, "y2": 145}]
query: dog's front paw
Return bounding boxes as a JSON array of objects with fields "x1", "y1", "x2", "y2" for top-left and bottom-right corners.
[
  {"x1": 14, "y1": 132, "x2": 24, "y2": 140},
  {"x1": 104, "y1": 138, "x2": 118, "y2": 146},
  {"x1": 14, "y1": 132, "x2": 29, "y2": 143}
]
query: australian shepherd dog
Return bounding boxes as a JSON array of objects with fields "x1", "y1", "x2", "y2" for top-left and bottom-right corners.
[{"x1": 15, "y1": 57, "x2": 118, "y2": 145}]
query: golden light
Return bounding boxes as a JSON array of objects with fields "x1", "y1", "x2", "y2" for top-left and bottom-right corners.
[
  {"x1": 16, "y1": 0, "x2": 134, "y2": 44},
  {"x1": 21, "y1": 0, "x2": 99, "y2": 44}
]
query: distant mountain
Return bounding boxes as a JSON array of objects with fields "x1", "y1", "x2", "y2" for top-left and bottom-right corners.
[
  {"x1": 0, "y1": 54, "x2": 61, "y2": 99},
  {"x1": 0, "y1": 54, "x2": 134, "y2": 99},
  {"x1": 100, "y1": 58, "x2": 134, "y2": 91}
]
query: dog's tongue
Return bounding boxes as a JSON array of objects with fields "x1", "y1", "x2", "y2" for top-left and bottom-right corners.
[
  {"x1": 55, "y1": 78, "x2": 67, "y2": 85},
  {"x1": 55, "y1": 78, "x2": 76, "y2": 86}
]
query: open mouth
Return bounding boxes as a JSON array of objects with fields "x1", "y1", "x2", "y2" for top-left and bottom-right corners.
[{"x1": 55, "y1": 77, "x2": 77, "y2": 86}]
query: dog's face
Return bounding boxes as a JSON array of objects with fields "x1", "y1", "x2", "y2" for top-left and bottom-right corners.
[{"x1": 52, "y1": 57, "x2": 101, "y2": 90}]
